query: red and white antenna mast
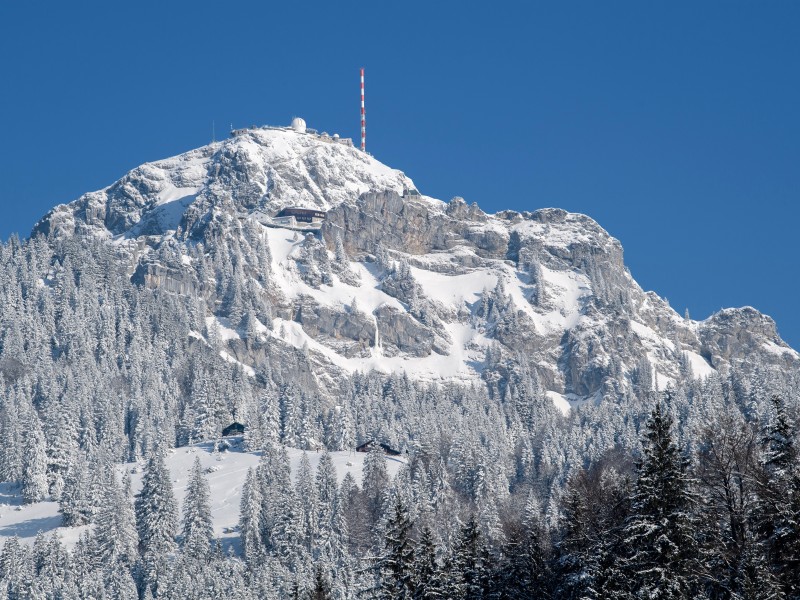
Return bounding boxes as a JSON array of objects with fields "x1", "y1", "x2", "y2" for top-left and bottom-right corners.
[{"x1": 360, "y1": 67, "x2": 366, "y2": 152}]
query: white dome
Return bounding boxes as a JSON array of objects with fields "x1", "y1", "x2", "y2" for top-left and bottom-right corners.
[{"x1": 290, "y1": 117, "x2": 307, "y2": 133}]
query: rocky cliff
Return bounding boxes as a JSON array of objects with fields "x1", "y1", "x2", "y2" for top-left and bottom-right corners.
[{"x1": 33, "y1": 124, "x2": 800, "y2": 412}]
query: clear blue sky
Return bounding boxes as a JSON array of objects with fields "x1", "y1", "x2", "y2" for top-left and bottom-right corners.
[{"x1": 1, "y1": 1, "x2": 798, "y2": 348}]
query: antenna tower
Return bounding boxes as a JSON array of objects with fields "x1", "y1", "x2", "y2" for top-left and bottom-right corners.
[{"x1": 360, "y1": 68, "x2": 366, "y2": 152}]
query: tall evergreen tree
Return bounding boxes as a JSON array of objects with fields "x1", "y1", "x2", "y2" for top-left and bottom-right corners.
[
  {"x1": 135, "y1": 449, "x2": 178, "y2": 596},
  {"x1": 94, "y1": 472, "x2": 138, "y2": 566},
  {"x1": 310, "y1": 565, "x2": 333, "y2": 600},
  {"x1": 731, "y1": 531, "x2": 785, "y2": 600},
  {"x1": 497, "y1": 516, "x2": 548, "y2": 599},
  {"x1": 413, "y1": 525, "x2": 446, "y2": 600},
  {"x1": 380, "y1": 497, "x2": 416, "y2": 600},
  {"x1": 452, "y1": 515, "x2": 488, "y2": 600},
  {"x1": 621, "y1": 402, "x2": 699, "y2": 599},
  {"x1": 755, "y1": 395, "x2": 800, "y2": 596},
  {"x1": 239, "y1": 466, "x2": 265, "y2": 563},
  {"x1": 59, "y1": 453, "x2": 91, "y2": 526},
  {"x1": 363, "y1": 448, "x2": 390, "y2": 528},
  {"x1": 20, "y1": 409, "x2": 48, "y2": 504},
  {"x1": 181, "y1": 456, "x2": 214, "y2": 560}
]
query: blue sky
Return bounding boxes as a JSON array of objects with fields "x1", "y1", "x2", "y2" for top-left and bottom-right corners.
[{"x1": 1, "y1": 1, "x2": 799, "y2": 348}]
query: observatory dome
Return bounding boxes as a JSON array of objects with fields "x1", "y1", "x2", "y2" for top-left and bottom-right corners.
[{"x1": 291, "y1": 117, "x2": 307, "y2": 133}]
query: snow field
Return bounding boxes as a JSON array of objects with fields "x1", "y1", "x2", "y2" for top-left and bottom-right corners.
[{"x1": 0, "y1": 440, "x2": 404, "y2": 549}]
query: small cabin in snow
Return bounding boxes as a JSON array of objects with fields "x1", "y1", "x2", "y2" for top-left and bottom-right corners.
[
  {"x1": 222, "y1": 422, "x2": 245, "y2": 437},
  {"x1": 356, "y1": 440, "x2": 402, "y2": 456}
]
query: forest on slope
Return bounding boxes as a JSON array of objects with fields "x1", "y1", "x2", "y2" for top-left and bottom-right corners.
[{"x1": 0, "y1": 208, "x2": 799, "y2": 596}]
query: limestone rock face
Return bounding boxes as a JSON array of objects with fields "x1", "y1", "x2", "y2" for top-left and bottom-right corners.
[
  {"x1": 293, "y1": 297, "x2": 375, "y2": 358},
  {"x1": 32, "y1": 125, "x2": 800, "y2": 411},
  {"x1": 372, "y1": 305, "x2": 446, "y2": 358},
  {"x1": 698, "y1": 308, "x2": 796, "y2": 373},
  {"x1": 322, "y1": 190, "x2": 452, "y2": 257}
]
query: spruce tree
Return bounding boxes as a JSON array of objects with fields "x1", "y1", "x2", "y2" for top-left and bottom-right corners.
[
  {"x1": 239, "y1": 467, "x2": 265, "y2": 563},
  {"x1": 296, "y1": 452, "x2": 319, "y2": 554},
  {"x1": 315, "y1": 450, "x2": 340, "y2": 559},
  {"x1": 497, "y1": 517, "x2": 548, "y2": 599},
  {"x1": 732, "y1": 531, "x2": 784, "y2": 600},
  {"x1": 755, "y1": 395, "x2": 800, "y2": 596},
  {"x1": 135, "y1": 449, "x2": 178, "y2": 595},
  {"x1": 310, "y1": 565, "x2": 333, "y2": 600},
  {"x1": 363, "y1": 447, "x2": 389, "y2": 526},
  {"x1": 59, "y1": 453, "x2": 91, "y2": 526},
  {"x1": 94, "y1": 472, "x2": 138, "y2": 566},
  {"x1": 20, "y1": 410, "x2": 48, "y2": 504},
  {"x1": 412, "y1": 526, "x2": 445, "y2": 600},
  {"x1": 380, "y1": 497, "x2": 416, "y2": 600},
  {"x1": 453, "y1": 515, "x2": 487, "y2": 600},
  {"x1": 621, "y1": 402, "x2": 698, "y2": 599},
  {"x1": 0, "y1": 536, "x2": 32, "y2": 599},
  {"x1": 181, "y1": 456, "x2": 214, "y2": 560}
]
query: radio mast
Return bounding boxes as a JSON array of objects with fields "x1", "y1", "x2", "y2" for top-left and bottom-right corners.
[{"x1": 360, "y1": 68, "x2": 366, "y2": 152}]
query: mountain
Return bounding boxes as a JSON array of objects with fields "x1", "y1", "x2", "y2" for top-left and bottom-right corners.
[
  {"x1": 32, "y1": 123, "x2": 800, "y2": 414},
  {"x1": 6, "y1": 120, "x2": 800, "y2": 599}
]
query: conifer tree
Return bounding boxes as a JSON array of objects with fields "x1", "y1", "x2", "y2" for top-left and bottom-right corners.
[
  {"x1": 755, "y1": 395, "x2": 800, "y2": 595},
  {"x1": 621, "y1": 402, "x2": 698, "y2": 599},
  {"x1": 310, "y1": 565, "x2": 333, "y2": 600},
  {"x1": 296, "y1": 452, "x2": 319, "y2": 554},
  {"x1": 0, "y1": 536, "x2": 32, "y2": 599},
  {"x1": 315, "y1": 450, "x2": 339, "y2": 557},
  {"x1": 135, "y1": 449, "x2": 178, "y2": 595},
  {"x1": 181, "y1": 456, "x2": 214, "y2": 560},
  {"x1": 239, "y1": 467, "x2": 265, "y2": 563},
  {"x1": 731, "y1": 531, "x2": 785, "y2": 600},
  {"x1": 497, "y1": 517, "x2": 548, "y2": 599},
  {"x1": 453, "y1": 515, "x2": 487, "y2": 600},
  {"x1": 380, "y1": 497, "x2": 416, "y2": 600},
  {"x1": 20, "y1": 410, "x2": 48, "y2": 504},
  {"x1": 59, "y1": 453, "x2": 91, "y2": 526},
  {"x1": 363, "y1": 447, "x2": 389, "y2": 527},
  {"x1": 94, "y1": 472, "x2": 138, "y2": 566},
  {"x1": 413, "y1": 526, "x2": 446, "y2": 600}
]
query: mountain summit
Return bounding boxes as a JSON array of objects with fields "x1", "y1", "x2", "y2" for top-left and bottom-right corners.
[{"x1": 32, "y1": 122, "x2": 800, "y2": 413}]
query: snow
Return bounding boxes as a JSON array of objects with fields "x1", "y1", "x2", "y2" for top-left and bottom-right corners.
[
  {"x1": 190, "y1": 324, "x2": 254, "y2": 376},
  {"x1": 533, "y1": 266, "x2": 592, "y2": 331},
  {"x1": 256, "y1": 214, "x2": 601, "y2": 382},
  {"x1": 410, "y1": 266, "x2": 497, "y2": 309},
  {"x1": 545, "y1": 389, "x2": 600, "y2": 415},
  {"x1": 762, "y1": 340, "x2": 800, "y2": 358},
  {"x1": 0, "y1": 440, "x2": 405, "y2": 548},
  {"x1": 156, "y1": 185, "x2": 201, "y2": 207},
  {"x1": 684, "y1": 350, "x2": 715, "y2": 378},
  {"x1": 206, "y1": 316, "x2": 241, "y2": 342},
  {"x1": 630, "y1": 321, "x2": 676, "y2": 353},
  {"x1": 48, "y1": 116, "x2": 781, "y2": 407},
  {"x1": 511, "y1": 216, "x2": 599, "y2": 250},
  {"x1": 546, "y1": 390, "x2": 571, "y2": 415},
  {"x1": 272, "y1": 317, "x2": 490, "y2": 380},
  {"x1": 0, "y1": 483, "x2": 90, "y2": 548},
  {"x1": 258, "y1": 225, "x2": 495, "y2": 380},
  {"x1": 219, "y1": 350, "x2": 255, "y2": 376},
  {"x1": 234, "y1": 128, "x2": 415, "y2": 212}
]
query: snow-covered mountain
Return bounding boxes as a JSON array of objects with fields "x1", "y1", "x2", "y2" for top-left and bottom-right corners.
[{"x1": 33, "y1": 123, "x2": 800, "y2": 413}]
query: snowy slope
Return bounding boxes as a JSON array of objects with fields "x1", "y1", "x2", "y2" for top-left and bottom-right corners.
[{"x1": 0, "y1": 439, "x2": 405, "y2": 549}]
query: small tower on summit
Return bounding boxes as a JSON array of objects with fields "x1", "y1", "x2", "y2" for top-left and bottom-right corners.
[
  {"x1": 291, "y1": 117, "x2": 307, "y2": 133},
  {"x1": 360, "y1": 68, "x2": 366, "y2": 152}
]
